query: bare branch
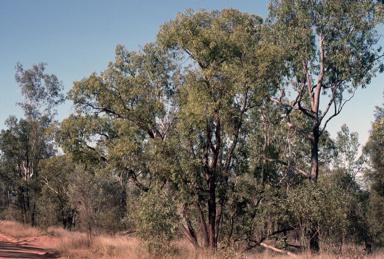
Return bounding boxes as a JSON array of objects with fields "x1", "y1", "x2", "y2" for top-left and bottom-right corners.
[{"x1": 320, "y1": 87, "x2": 357, "y2": 136}]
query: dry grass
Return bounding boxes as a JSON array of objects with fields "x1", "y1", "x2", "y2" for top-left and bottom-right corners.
[
  {"x1": 55, "y1": 233, "x2": 141, "y2": 259},
  {"x1": 0, "y1": 220, "x2": 41, "y2": 238},
  {"x1": 56, "y1": 236, "x2": 384, "y2": 259},
  {"x1": 0, "y1": 221, "x2": 383, "y2": 259}
]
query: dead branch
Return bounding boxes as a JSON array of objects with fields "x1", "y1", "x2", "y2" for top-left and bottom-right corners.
[{"x1": 260, "y1": 242, "x2": 298, "y2": 257}]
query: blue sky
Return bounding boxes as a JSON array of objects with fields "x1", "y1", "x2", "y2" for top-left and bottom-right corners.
[{"x1": 1, "y1": 0, "x2": 383, "y2": 150}]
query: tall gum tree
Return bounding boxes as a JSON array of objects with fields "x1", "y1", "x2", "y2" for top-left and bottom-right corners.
[
  {"x1": 264, "y1": 0, "x2": 384, "y2": 252},
  {"x1": 265, "y1": 0, "x2": 384, "y2": 184},
  {"x1": 0, "y1": 62, "x2": 64, "y2": 225},
  {"x1": 157, "y1": 8, "x2": 279, "y2": 249}
]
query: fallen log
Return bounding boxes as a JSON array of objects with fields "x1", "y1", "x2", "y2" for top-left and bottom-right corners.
[{"x1": 260, "y1": 242, "x2": 298, "y2": 257}]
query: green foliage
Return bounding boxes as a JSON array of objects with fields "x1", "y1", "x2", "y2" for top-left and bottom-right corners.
[
  {"x1": 67, "y1": 165, "x2": 126, "y2": 237},
  {"x1": 15, "y1": 62, "x2": 65, "y2": 120},
  {"x1": 265, "y1": 0, "x2": 384, "y2": 183},
  {"x1": 0, "y1": 86, "x2": 61, "y2": 226},
  {"x1": 368, "y1": 192, "x2": 384, "y2": 244},
  {"x1": 56, "y1": 42, "x2": 179, "y2": 192},
  {"x1": 332, "y1": 124, "x2": 365, "y2": 177},
  {"x1": 38, "y1": 155, "x2": 76, "y2": 229},
  {"x1": 364, "y1": 96, "x2": 384, "y2": 195},
  {"x1": 134, "y1": 189, "x2": 178, "y2": 257},
  {"x1": 364, "y1": 93, "x2": 384, "y2": 243},
  {"x1": 287, "y1": 180, "x2": 355, "y2": 247},
  {"x1": 100, "y1": 207, "x2": 123, "y2": 235},
  {"x1": 224, "y1": 180, "x2": 288, "y2": 248}
]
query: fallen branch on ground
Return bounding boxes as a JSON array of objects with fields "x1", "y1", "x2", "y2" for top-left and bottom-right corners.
[{"x1": 260, "y1": 242, "x2": 298, "y2": 257}]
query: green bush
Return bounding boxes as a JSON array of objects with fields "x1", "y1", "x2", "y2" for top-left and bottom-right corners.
[{"x1": 134, "y1": 189, "x2": 178, "y2": 258}]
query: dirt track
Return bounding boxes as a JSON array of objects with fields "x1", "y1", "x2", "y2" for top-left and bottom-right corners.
[{"x1": 0, "y1": 233, "x2": 58, "y2": 259}]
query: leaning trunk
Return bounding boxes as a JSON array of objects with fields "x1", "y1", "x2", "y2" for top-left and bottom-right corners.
[{"x1": 195, "y1": 201, "x2": 209, "y2": 248}]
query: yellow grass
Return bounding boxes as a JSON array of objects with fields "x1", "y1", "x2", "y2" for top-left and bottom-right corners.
[
  {"x1": 0, "y1": 220, "x2": 384, "y2": 259},
  {"x1": 55, "y1": 233, "x2": 141, "y2": 259},
  {"x1": 0, "y1": 220, "x2": 41, "y2": 238},
  {"x1": 51, "y1": 235, "x2": 384, "y2": 259}
]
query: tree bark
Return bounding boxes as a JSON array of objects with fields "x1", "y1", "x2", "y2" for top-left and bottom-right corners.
[
  {"x1": 208, "y1": 176, "x2": 216, "y2": 249},
  {"x1": 310, "y1": 124, "x2": 319, "y2": 184},
  {"x1": 178, "y1": 224, "x2": 200, "y2": 249},
  {"x1": 195, "y1": 201, "x2": 209, "y2": 248},
  {"x1": 215, "y1": 201, "x2": 223, "y2": 242}
]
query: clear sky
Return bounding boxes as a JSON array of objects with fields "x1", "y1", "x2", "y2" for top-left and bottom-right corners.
[{"x1": 1, "y1": 0, "x2": 383, "y2": 150}]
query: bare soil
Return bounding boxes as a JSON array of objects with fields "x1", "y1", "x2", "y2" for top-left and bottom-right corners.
[{"x1": 0, "y1": 233, "x2": 59, "y2": 259}]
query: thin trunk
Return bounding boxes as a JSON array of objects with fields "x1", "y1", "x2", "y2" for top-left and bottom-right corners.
[
  {"x1": 185, "y1": 213, "x2": 197, "y2": 242},
  {"x1": 195, "y1": 201, "x2": 209, "y2": 248},
  {"x1": 7, "y1": 189, "x2": 10, "y2": 208},
  {"x1": 260, "y1": 106, "x2": 269, "y2": 185},
  {"x1": 179, "y1": 224, "x2": 200, "y2": 249},
  {"x1": 215, "y1": 201, "x2": 223, "y2": 241},
  {"x1": 207, "y1": 108, "x2": 220, "y2": 250},
  {"x1": 31, "y1": 203, "x2": 36, "y2": 227}
]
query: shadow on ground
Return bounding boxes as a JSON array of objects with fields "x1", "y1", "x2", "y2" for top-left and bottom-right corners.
[{"x1": 0, "y1": 241, "x2": 58, "y2": 258}]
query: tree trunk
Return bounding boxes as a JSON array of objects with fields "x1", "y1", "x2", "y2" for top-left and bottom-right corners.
[
  {"x1": 178, "y1": 224, "x2": 200, "y2": 249},
  {"x1": 195, "y1": 201, "x2": 209, "y2": 248},
  {"x1": 208, "y1": 177, "x2": 216, "y2": 249},
  {"x1": 309, "y1": 123, "x2": 320, "y2": 252},
  {"x1": 310, "y1": 124, "x2": 319, "y2": 184},
  {"x1": 310, "y1": 231, "x2": 320, "y2": 253},
  {"x1": 215, "y1": 201, "x2": 223, "y2": 242}
]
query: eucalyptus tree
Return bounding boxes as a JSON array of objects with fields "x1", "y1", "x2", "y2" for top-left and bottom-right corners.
[
  {"x1": 265, "y1": 0, "x2": 384, "y2": 184},
  {"x1": 0, "y1": 62, "x2": 64, "y2": 225},
  {"x1": 364, "y1": 93, "x2": 384, "y2": 242},
  {"x1": 364, "y1": 94, "x2": 384, "y2": 195},
  {"x1": 156, "y1": 8, "x2": 281, "y2": 249}
]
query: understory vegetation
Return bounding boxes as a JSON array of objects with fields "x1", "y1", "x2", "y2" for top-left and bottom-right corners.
[{"x1": 1, "y1": 0, "x2": 384, "y2": 258}]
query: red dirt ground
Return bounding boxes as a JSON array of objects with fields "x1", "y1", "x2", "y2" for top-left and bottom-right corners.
[{"x1": 0, "y1": 233, "x2": 59, "y2": 259}]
